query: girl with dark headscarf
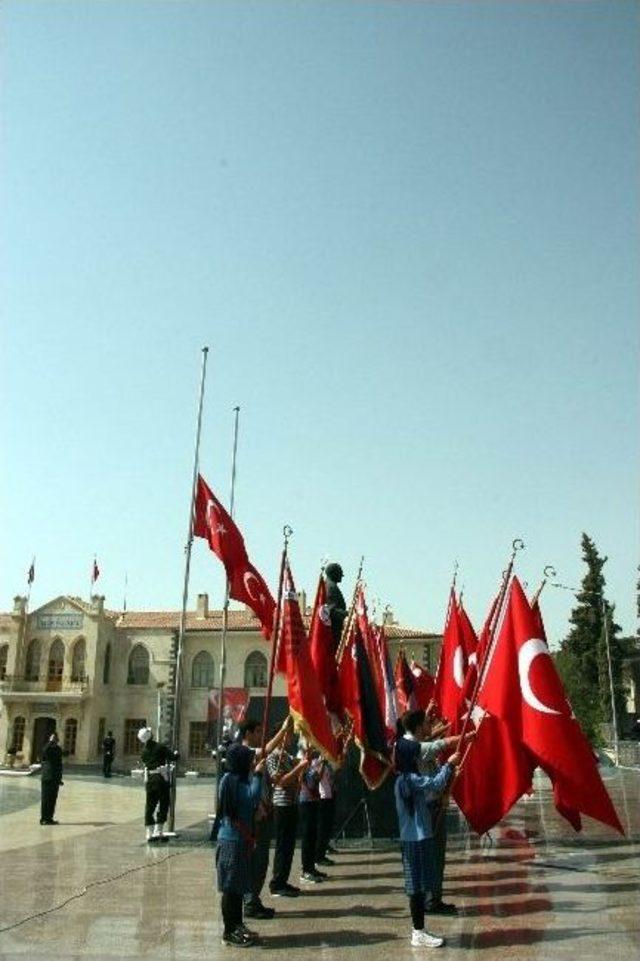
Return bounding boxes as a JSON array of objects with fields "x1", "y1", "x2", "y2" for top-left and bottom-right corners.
[
  {"x1": 394, "y1": 713, "x2": 459, "y2": 949},
  {"x1": 215, "y1": 744, "x2": 263, "y2": 947}
]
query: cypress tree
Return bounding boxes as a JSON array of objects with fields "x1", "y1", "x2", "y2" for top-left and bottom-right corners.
[{"x1": 556, "y1": 534, "x2": 626, "y2": 744}]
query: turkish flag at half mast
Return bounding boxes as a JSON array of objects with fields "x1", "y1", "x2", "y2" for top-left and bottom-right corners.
[{"x1": 194, "y1": 474, "x2": 276, "y2": 639}]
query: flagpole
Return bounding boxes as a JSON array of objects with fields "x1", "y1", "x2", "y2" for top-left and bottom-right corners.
[
  {"x1": 167, "y1": 345, "x2": 209, "y2": 833},
  {"x1": 213, "y1": 406, "x2": 241, "y2": 802},
  {"x1": 258, "y1": 526, "x2": 293, "y2": 758},
  {"x1": 336, "y1": 555, "x2": 364, "y2": 664},
  {"x1": 458, "y1": 538, "x2": 525, "y2": 742},
  {"x1": 531, "y1": 565, "x2": 556, "y2": 606}
]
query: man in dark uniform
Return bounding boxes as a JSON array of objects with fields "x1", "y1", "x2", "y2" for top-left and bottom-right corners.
[
  {"x1": 138, "y1": 726, "x2": 179, "y2": 843},
  {"x1": 40, "y1": 731, "x2": 63, "y2": 825},
  {"x1": 102, "y1": 730, "x2": 116, "y2": 778},
  {"x1": 324, "y1": 562, "x2": 347, "y2": 647}
]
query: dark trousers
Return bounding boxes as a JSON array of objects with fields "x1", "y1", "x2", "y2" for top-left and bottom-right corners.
[
  {"x1": 270, "y1": 805, "x2": 297, "y2": 890},
  {"x1": 145, "y1": 774, "x2": 170, "y2": 826},
  {"x1": 316, "y1": 797, "x2": 336, "y2": 860},
  {"x1": 41, "y1": 781, "x2": 60, "y2": 822},
  {"x1": 221, "y1": 891, "x2": 243, "y2": 936},
  {"x1": 427, "y1": 800, "x2": 447, "y2": 904},
  {"x1": 299, "y1": 801, "x2": 319, "y2": 874},
  {"x1": 244, "y1": 816, "x2": 272, "y2": 907},
  {"x1": 102, "y1": 755, "x2": 113, "y2": 777}
]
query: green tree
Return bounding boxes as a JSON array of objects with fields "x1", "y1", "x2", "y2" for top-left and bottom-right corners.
[{"x1": 556, "y1": 534, "x2": 626, "y2": 744}]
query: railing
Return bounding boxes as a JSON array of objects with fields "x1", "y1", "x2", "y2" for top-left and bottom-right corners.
[{"x1": 0, "y1": 674, "x2": 90, "y2": 695}]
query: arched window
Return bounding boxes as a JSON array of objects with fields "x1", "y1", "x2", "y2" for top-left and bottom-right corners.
[
  {"x1": 11, "y1": 716, "x2": 25, "y2": 752},
  {"x1": 64, "y1": 718, "x2": 78, "y2": 755},
  {"x1": 0, "y1": 644, "x2": 8, "y2": 680},
  {"x1": 244, "y1": 651, "x2": 268, "y2": 689},
  {"x1": 71, "y1": 639, "x2": 86, "y2": 682},
  {"x1": 127, "y1": 644, "x2": 150, "y2": 685},
  {"x1": 191, "y1": 651, "x2": 214, "y2": 688},
  {"x1": 25, "y1": 639, "x2": 41, "y2": 681},
  {"x1": 48, "y1": 639, "x2": 64, "y2": 686},
  {"x1": 103, "y1": 642, "x2": 111, "y2": 685}
]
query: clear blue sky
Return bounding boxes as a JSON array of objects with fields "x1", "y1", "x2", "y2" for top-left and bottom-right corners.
[{"x1": 2, "y1": 1, "x2": 638, "y2": 648}]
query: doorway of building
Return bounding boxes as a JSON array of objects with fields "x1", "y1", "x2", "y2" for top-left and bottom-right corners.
[{"x1": 31, "y1": 716, "x2": 57, "y2": 764}]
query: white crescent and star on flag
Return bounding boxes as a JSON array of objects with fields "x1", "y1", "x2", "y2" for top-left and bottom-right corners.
[{"x1": 517, "y1": 637, "x2": 562, "y2": 716}]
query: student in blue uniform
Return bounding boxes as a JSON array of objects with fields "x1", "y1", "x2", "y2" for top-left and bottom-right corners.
[
  {"x1": 394, "y1": 730, "x2": 459, "y2": 949},
  {"x1": 215, "y1": 743, "x2": 265, "y2": 947}
]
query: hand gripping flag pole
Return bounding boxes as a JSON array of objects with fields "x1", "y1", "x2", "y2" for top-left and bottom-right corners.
[
  {"x1": 167, "y1": 346, "x2": 209, "y2": 834},
  {"x1": 259, "y1": 525, "x2": 293, "y2": 759},
  {"x1": 213, "y1": 406, "x2": 241, "y2": 804}
]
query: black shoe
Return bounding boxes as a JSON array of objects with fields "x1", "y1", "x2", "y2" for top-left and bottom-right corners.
[
  {"x1": 244, "y1": 904, "x2": 275, "y2": 919},
  {"x1": 316, "y1": 856, "x2": 335, "y2": 866},
  {"x1": 428, "y1": 900, "x2": 458, "y2": 915},
  {"x1": 326, "y1": 844, "x2": 338, "y2": 855},
  {"x1": 270, "y1": 887, "x2": 298, "y2": 898},
  {"x1": 312, "y1": 869, "x2": 328, "y2": 879},
  {"x1": 285, "y1": 883, "x2": 300, "y2": 895},
  {"x1": 158, "y1": 835, "x2": 170, "y2": 844},
  {"x1": 41, "y1": 819, "x2": 58, "y2": 825},
  {"x1": 221, "y1": 927, "x2": 254, "y2": 947}
]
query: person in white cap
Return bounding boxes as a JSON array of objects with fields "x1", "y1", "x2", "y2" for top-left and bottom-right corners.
[{"x1": 138, "y1": 726, "x2": 179, "y2": 843}]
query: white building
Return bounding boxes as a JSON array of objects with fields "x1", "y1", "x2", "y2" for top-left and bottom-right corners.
[{"x1": 0, "y1": 592, "x2": 442, "y2": 772}]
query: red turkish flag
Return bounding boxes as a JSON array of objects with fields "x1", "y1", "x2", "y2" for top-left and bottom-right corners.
[
  {"x1": 194, "y1": 474, "x2": 276, "y2": 639},
  {"x1": 394, "y1": 650, "x2": 418, "y2": 714},
  {"x1": 308, "y1": 575, "x2": 342, "y2": 716},
  {"x1": 410, "y1": 661, "x2": 435, "y2": 711},
  {"x1": 479, "y1": 577, "x2": 623, "y2": 834},
  {"x1": 433, "y1": 593, "x2": 468, "y2": 725},
  {"x1": 279, "y1": 562, "x2": 339, "y2": 764}
]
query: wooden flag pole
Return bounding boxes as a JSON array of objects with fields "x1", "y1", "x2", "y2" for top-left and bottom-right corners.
[
  {"x1": 457, "y1": 538, "x2": 525, "y2": 744},
  {"x1": 531, "y1": 565, "x2": 557, "y2": 607},
  {"x1": 336, "y1": 555, "x2": 364, "y2": 664},
  {"x1": 213, "y1": 406, "x2": 241, "y2": 804},
  {"x1": 167, "y1": 346, "x2": 209, "y2": 834},
  {"x1": 258, "y1": 525, "x2": 293, "y2": 758}
]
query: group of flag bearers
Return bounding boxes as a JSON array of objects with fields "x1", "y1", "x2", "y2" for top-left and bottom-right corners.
[{"x1": 185, "y1": 477, "x2": 624, "y2": 948}]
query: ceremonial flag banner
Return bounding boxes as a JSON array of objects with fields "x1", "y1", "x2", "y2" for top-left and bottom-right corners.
[
  {"x1": 91, "y1": 558, "x2": 100, "y2": 584},
  {"x1": 27, "y1": 559, "x2": 35, "y2": 586},
  {"x1": 394, "y1": 650, "x2": 418, "y2": 714},
  {"x1": 193, "y1": 474, "x2": 276, "y2": 639},
  {"x1": 410, "y1": 660, "x2": 435, "y2": 711},
  {"x1": 207, "y1": 688, "x2": 250, "y2": 726},
  {"x1": 433, "y1": 593, "x2": 468, "y2": 725},
  {"x1": 479, "y1": 576, "x2": 623, "y2": 834},
  {"x1": 339, "y1": 615, "x2": 391, "y2": 789},
  {"x1": 374, "y1": 623, "x2": 399, "y2": 742},
  {"x1": 279, "y1": 561, "x2": 339, "y2": 764},
  {"x1": 308, "y1": 575, "x2": 342, "y2": 716}
]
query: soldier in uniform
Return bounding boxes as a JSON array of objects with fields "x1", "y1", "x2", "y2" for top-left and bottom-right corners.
[
  {"x1": 40, "y1": 730, "x2": 64, "y2": 825},
  {"x1": 137, "y1": 726, "x2": 179, "y2": 843},
  {"x1": 324, "y1": 562, "x2": 347, "y2": 647},
  {"x1": 102, "y1": 730, "x2": 116, "y2": 778}
]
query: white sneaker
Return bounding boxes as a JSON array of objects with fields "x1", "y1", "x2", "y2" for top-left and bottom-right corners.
[{"x1": 411, "y1": 929, "x2": 445, "y2": 948}]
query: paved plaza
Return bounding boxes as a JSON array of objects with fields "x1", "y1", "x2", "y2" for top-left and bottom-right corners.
[{"x1": 0, "y1": 766, "x2": 638, "y2": 961}]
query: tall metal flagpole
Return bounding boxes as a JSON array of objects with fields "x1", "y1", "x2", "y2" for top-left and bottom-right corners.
[
  {"x1": 168, "y1": 346, "x2": 209, "y2": 833},
  {"x1": 214, "y1": 406, "x2": 241, "y2": 802}
]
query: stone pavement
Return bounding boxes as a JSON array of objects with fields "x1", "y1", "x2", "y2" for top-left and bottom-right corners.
[{"x1": 0, "y1": 766, "x2": 638, "y2": 961}]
